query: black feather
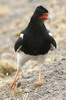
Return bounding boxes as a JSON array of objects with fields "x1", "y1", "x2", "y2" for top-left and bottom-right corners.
[
  {"x1": 49, "y1": 36, "x2": 57, "y2": 48},
  {"x1": 14, "y1": 38, "x2": 23, "y2": 52}
]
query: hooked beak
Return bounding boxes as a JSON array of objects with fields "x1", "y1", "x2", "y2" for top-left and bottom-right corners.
[
  {"x1": 40, "y1": 13, "x2": 52, "y2": 20},
  {"x1": 46, "y1": 14, "x2": 52, "y2": 20}
]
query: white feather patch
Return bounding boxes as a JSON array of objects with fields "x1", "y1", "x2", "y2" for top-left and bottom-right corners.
[
  {"x1": 49, "y1": 32, "x2": 53, "y2": 36},
  {"x1": 17, "y1": 46, "x2": 22, "y2": 52},
  {"x1": 20, "y1": 33, "x2": 24, "y2": 39},
  {"x1": 50, "y1": 44, "x2": 55, "y2": 51}
]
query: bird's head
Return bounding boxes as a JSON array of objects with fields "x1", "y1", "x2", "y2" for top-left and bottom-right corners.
[{"x1": 32, "y1": 6, "x2": 52, "y2": 21}]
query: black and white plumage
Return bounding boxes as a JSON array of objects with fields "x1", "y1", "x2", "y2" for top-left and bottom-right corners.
[
  {"x1": 15, "y1": 8, "x2": 56, "y2": 55},
  {"x1": 10, "y1": 5, "x2": 57, "y2": 89}
]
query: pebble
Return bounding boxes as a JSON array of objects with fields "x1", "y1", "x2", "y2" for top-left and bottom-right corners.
[
  {"x1": 24, "y1": 88, "x2": 33, "y2": 93},
  {"x1": 47, "y1": 89, "x2": 53, "y2": 93},
  {"x1": 22, "y1": 73, "x2": 32, "y2": 79},
  {"x1": 61, "y1": 57, "x2": 66, "y2": 60},
  {"x1": 62, "y1": 70, "x2": 66, "y2": 74},
  {"x1": 16, "y1": 81, "x2": 21, "y2": 87}
]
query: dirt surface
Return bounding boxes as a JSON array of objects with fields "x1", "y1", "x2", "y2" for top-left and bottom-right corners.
[{"x1": 0, "y1": 0, "x2": 66, "y2": 100}]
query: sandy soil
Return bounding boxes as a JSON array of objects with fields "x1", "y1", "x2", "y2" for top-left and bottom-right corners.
[{"x1": 0, "y1": 0, "x2": 66, "y2": 100}]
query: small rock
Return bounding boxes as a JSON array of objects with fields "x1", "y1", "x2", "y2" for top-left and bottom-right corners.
[
  {"x1": 62, "y1": 70, "x2": 66, "y2": 74},
  {"x1": 47, "y1": 89, "x2": 53, "y2": 93},
  {"x1": 16, "y1": 81, "x2": 21, "y2": 87},
  {"x1": 22, "y1": 73, "x2": 32, "y2": 79},
  {"x1": 24, "y1": 88, "x2": 33, "y2": 93},
  {"x1": 61, "y1": 57, "x2": 66, "y2": 60}
]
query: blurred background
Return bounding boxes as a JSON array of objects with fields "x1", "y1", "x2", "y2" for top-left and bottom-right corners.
[{"x1": 0, "y1": 0, "x2": 66, "y2": 100}]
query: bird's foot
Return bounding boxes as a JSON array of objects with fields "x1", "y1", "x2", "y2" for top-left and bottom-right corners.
[
  {"x1": 31, "y1": 70, "x2": 45, "y2": 88},
  {"x1": 31, "y1": 79, "x2": 44, "y2": 89}
]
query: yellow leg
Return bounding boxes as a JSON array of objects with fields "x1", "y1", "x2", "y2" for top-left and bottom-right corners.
[
  {"x1": 10, "y1": 69, "x2": 19, "y2": 89},
  {"x1": 38, "y1": 70, "x2": 42, "y2": 81},
  {"x1": 31, "y1": 70, "x2": 44, "y2": 88}
]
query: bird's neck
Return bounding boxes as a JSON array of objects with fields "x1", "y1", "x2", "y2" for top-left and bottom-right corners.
[{"x1": 28, "y1": 17, "x2": 47, "y2": 31}]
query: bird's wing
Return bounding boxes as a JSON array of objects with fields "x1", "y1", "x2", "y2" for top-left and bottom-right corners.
[
  {"x1": 47, "y1": 30, "x2": 57, "y2": 50},
  {"x1": 49, "y1": 35, "x2": 57, "y2": 51},
  {"x1": 50, "y1": 44, "x2": 55, "y2": 51},
  {"x1": 47, "y1": 29, "x2": 57, "y2": 51},
  {"x1": 47, "y1": 29, "x2": 53, "y2": 37},
  {"x1": 14, "y1": 33, "x2": 24, "y2": 52}
]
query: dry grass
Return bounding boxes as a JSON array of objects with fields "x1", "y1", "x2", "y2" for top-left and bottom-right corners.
[
  {"x1": 13, "y1": 31, "x2": 20, "y2": 37},
  {"x1": 0, "y1": 28, "x2": 10, "y2": 34},
  {"x1": 0, "y1": 59, "x2": 16, "y2": 77},
  {"x1": 0, "y1": 5, "x2": 11, "y2": 17}
]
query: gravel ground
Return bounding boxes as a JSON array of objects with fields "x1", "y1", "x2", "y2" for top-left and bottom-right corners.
[{"x1": 0, "y1": 0, "x2": 66, "y2": 100}]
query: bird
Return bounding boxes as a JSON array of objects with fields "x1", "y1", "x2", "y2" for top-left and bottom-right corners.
[{"x1": 10, "y1": 5, "x2": 57, "y2": 89}]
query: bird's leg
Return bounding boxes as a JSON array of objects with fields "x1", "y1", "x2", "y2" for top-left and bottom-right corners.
[
  {"x1": 10, "y1": 69, "x2": 19, "y2": 89},
  {"x1": 38, "y1": 70, "x2": 43, "y2": 82},
  {"x1": 31, "y1": 69, "x2": 44, "y2": 88},
  {"x1": 10, "y1": 53, "x2": 21, "y2": 89},
  {"x1": 10, "y1": 52, "x2": 29, "y2": 89},
  {"x1": 36, "y1": 70, "x2": 44, "y2": 85}
]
